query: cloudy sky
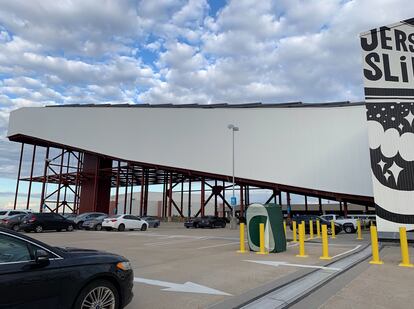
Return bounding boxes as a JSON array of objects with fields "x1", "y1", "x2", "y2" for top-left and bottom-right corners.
[{"x1": 0, "y1": 0, "x2": 413, "y2": 207}]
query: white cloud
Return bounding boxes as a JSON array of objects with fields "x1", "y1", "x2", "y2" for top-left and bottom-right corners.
[{"x1": 0, "y1": 0, "x2": 414, "y2": 182}]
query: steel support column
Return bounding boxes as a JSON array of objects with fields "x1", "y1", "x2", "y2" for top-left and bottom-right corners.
[
  {"x1": 115, "y1": 161, "x2": 120, "y2": 215},
  {"x1": 318, "y1": 197, "x2": 322, "y2": 213},
  {"x1": 200, "y1": 177, "x2": 205, "y2": 217},
  {"x1": 39, "y1": 147, "x2": 50, "y2": 211},
  {"x1": 305, "y1": 196, "x2": 308, "y2": 212},
  {"x1": 129, "y1": 166, "x2": 134, "y2": 214},
  {"x1": 344, "y1": 201, "x2": 348, "y2": 217},
  {"x1": 188, "y1": 178, "x2": 192, "y2": 218},
  {"x1": 168, "y1": 172, "x2": 173, "y2": 218},
  {"x1": 286, "y1": 192, "x2": 291, "y2": 219},
  {"x1": 140, "y1": 168, "x2": 144, "y2": 217},
  {"x1": 26, "y1": 145, "x2": 37, "y2": 210},
  {"x1": 13, "y1": 143, "x2": 24, "y2": 209},
  {"x1": 240, "y1": 184, "x2": 244, "y2": 218}
]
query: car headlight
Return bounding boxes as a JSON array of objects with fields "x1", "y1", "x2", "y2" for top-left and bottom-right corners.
[{"x1": 116, "y1": 261, "x2": 132, "y2": 271}]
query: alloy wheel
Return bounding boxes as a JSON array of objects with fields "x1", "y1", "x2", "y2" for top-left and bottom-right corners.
[{"x1": 81, "y1": 286, "x2": 115, "y2": 309}]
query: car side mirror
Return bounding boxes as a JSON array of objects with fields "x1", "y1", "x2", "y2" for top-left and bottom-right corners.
[{"x1": 35, "y1": 249, "x2": 50, "y2": 266}]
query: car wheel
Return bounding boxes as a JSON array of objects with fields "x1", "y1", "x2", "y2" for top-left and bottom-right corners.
[
  {"x1": 12, "y1": 224, "x2": 20, "y2": 232},
  {"x1": 185, "y1": 226, "x2": 190, "y2": 229},
  {"x1": 343, "y1": 225, "x2": 353, "y2": 233},
  {"x1": 95, "y1": 224, "x2": 102, "y2": 231},
  {"x1": 57, "y1": 229, "x2": 62, "y2": 232},
  {"x1": 327, "y1": 226, "x2": 332, "y2": 235},
  {"x1": 74, "y1": 279, "x2": 119, "y2": 309},
  {"x1": 141, "y1": 224, "x2": 147, "y2": 231},
  {"x1": 118, "y1": 224, "x2": 125, "y2": 232},
  {"x1": 154, "y1": 223, "x2": 159, "y2": 228},
  {"x1": 35, "y1": 225, "x2": 43, "y2": 233},
  {"x1": 194, "y1": 223, "x2": 198, "y2": 229},
  {"x1": 67, "y1": 224, "x2": 74, "y2": 232},
  {"x1": 77, "y1": 221, "x2": 84, "y2": 229}
]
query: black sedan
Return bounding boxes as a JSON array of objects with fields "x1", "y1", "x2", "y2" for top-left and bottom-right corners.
[
  {"x1": 0, "y1": 213, "x2": 26, "y2": 231},
  {"x1": 20, "y1": 213, "x2": 75, "y2": 233},
  {"x1": 0, "y1": 227, "x2": 133, "y2": 308},
  {"x1": 185, "y1": 216, "x2": 227, "y2": 228}
]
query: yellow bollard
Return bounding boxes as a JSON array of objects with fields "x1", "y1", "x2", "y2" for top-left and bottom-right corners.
[
  {"x1": 357, "y1": 220, "x2": 363, "y2": 240},
  {"x1": 369, "y1": 225, "x2": 383, "y2": 265},
  {"x1": 296, "y1": 223, "x2": 308, "y2": 258},
  {"x1": 316, "y1": 219, "x2": 321, "y2": 238},
  {"x1": 399, "y1": 227, "x2": 413, "y2": 267},
  {"x1": 283, "y1": 220, "x2": 287, "y2": 238},
  {"x1": 320, "y1": 224, "x2": 331, "y2": 260},
  {"x1": 256, "y1": 223, "x2": 268, "y2": 255},
  {"x1": 292, "y1": 221, "x2": 297, "y2": 242},
  {"x1": 331, "y1": 220, "x2": 336, "y2": 239},
  {"x1": 237, "y1": 223, "x2": 247, "y2": 253},
  {"x1": 309, "y1": 220, "x2": 314, "y2": 239}
]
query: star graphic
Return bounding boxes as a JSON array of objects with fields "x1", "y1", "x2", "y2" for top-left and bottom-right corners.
[
  {"x1": 377, "y1": 160, "x2": 386, "y2": 172},
  {"x1": 388, "y1": 162, "x2": 404, "y2": 184},
  {"x1": 384, "y1": 171, "x2": 391, "y2": 181},
  {"x1": 398, "y1": 123, "x2": 404, "y2": 130},
  {"x1": 405, "y1": 111, "x2": 414, "y2": 126}
]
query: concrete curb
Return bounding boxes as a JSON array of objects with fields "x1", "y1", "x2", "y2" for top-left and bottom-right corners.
[{"x1": 208, "y1": 243, "x2": 371, "y2": 309}]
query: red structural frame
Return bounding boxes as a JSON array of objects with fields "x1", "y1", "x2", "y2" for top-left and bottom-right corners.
[{"x1": 9, "y1": 134, "x2": 375, "y2": 219}]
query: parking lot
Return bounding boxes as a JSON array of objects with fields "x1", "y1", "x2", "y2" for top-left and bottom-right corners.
[{"x1": 29, "y1": 222, "x2": 372, "y2": 309}]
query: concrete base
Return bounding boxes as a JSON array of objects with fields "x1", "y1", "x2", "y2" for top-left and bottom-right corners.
[{"x1": 379, "y1": 231, "x2": 414, "y2": 241}]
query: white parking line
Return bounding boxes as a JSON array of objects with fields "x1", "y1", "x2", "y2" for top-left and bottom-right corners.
[
  {"x1": 144, "y1": 237, "x2": 209, "y2": 247},
  {"x1": 197, "y1": 241, "x2": 241, "y2": 250},
  {"x1": 331, "y1": 245, "x2": 361, "y2": 259}
]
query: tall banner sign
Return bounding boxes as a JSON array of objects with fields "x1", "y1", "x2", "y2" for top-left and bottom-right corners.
[{"x1": 360, "y1": 18, "x2": 414, "y2": 234}]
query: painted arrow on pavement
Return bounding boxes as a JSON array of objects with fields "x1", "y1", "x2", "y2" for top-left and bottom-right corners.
[
  {"x1": 244, "y1": 260, "x2": 341, "y2": 271},
  {"x1": 133, "y1": 277, "x2": 232, "y2": 296}
]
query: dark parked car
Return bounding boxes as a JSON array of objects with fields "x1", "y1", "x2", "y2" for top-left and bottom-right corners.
[
  {"x1": 185, "y1": 216, "x2": 227, "y2": 228},
  {"x1": 74, "y1": 212, "x2": 107, "y2": 229},
  {"x1": 0, "y1": 214, "x2": 27, "y2": 231},
  {"x1": 141, "y1": 216, "x2": 160, "y2": 228},
  {"x1": 81, "y1": 214, "x2": 108, "y2": 231},
  {"x1": 20, "y1": 213, "x2": 75, "y2": 233},
  {"x1": 0, "y1": 227, "x2": 133, "y2": 308},
  {"x1": 290, "y1": 215, "x2": 342, "y2": 235}
]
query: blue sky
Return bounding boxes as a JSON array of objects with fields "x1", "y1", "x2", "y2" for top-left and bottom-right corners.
[{"x1": 0, "y1": 0, "x2": 413, "y2": 208}]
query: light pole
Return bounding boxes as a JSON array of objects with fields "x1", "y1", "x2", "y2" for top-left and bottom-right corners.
[{"x1": 228, "y1": 124, "x2": 239, "y2": 229}]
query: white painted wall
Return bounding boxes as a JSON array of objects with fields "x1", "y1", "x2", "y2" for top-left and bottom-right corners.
[{"x1": 8, "y1": 105, "x2": 373, "y2": 197}]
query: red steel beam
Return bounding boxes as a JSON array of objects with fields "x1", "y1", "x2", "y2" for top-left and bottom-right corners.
[
  {"x1": 168, "y1": 172, "x2": 173, "y2": 218},
  {"x1": 13, "y1": 143, "x2": 24, "y2": 210},
  {"x1": 115, "y1": 161, "x2": 120, "y2": 215},
  {"x1": 26, "y1": 145, "x2": 37, "y2": 210},
  {"x1": 39, "y1": 147, "x2": 50, "y2": 212},
  {"x1": 200, "y1": 177, "x2": 205, "y2": 217}
]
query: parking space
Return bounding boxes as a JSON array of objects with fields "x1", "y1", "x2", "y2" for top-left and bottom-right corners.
[{"x1": 29, "y1": 222, "x2": 370, "y2": 309}]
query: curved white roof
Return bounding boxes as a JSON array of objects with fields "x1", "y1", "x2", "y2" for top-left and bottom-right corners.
[{"x1": 7, "y1": 104, "x2": 373, "y2": 198}]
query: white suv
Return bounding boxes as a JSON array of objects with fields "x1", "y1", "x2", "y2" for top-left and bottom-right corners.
[
  {"x1": 320, "y1": 214, "x2": 357, "y2": 233},
  {"x1": 0, "y1": 209, "x2": 32, "y2": 220}
]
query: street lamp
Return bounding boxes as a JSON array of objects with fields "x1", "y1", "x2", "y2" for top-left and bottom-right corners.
[{"x1": 227, "y1": 124, "x2": 239, "y2": 229}]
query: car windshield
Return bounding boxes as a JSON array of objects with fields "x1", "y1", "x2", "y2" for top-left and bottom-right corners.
[{"x1": 0, "y1": 211, "x2": 7, "y2": 215}]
